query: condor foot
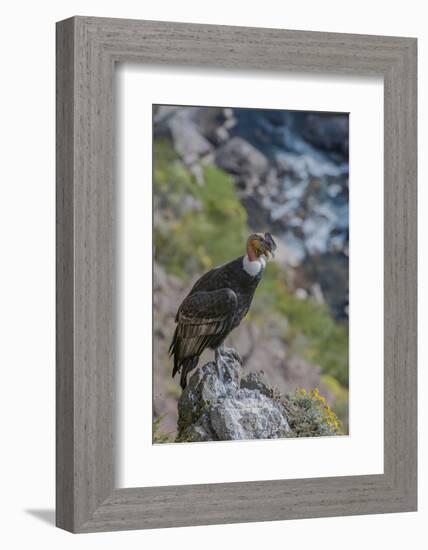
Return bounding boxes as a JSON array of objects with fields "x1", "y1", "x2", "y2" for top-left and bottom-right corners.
[{"x1": 215, "y1": 346, "x2": 242, "y2": 367}]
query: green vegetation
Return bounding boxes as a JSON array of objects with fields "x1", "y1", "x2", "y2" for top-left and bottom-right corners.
[
  {"x1": 283, "y1": 388, "x2": 342, "y2": 437},
  {"x1": 152, "y1": 415, "x2": 174, "y2": 444},
  {"x1": 154, "y1": 139, "x2": 248, "y2": 278},
  {"x1": 321, "y1": 374, "x2": 349, "y2": 433},
  {"x1": 256, "y1": 264, "x2": 349, "y2": 387}
]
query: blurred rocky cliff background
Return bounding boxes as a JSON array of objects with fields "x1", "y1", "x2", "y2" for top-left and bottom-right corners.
[{"x1": 152, "y1": 105, "x2": 349, "y2": 439}]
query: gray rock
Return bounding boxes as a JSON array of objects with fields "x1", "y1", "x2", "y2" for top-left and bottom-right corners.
[
  {"x1": 210, "y1": 391, "x2": 290, "y2": 440},
  {"x1": 215, "y1": 137, "x2": 269, "y2": 178},
  {"x1": 154, "y1": 106, "x2": 235, "y2": 162},
  {"x1": 169, "y1": 112, "x2": 213, "y2": 166},
  {"x1": 301, "y1": 113, "x2": 349, "y2": 157},
  {"x1": 177, "y1": 351, "x2": 291, "y2": 442},
  {"x1": 240, "y1": 371, "x2": 272, "y2": 397}
]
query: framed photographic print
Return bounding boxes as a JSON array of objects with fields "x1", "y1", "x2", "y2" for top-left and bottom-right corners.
[
  {"x1": 56, "y1": 16, "x2": 417, "y2": 532},
  {"x1": 150, "y1": 103, "x2": 351, "y2": 445}
]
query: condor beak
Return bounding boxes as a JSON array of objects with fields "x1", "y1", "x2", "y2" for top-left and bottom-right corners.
[
  {"x1": 262, "y1": 232, "x2": 277, "y2": 258},
  {"x1": 261, "y1": 242, "x2": 275, "y2": 258}
]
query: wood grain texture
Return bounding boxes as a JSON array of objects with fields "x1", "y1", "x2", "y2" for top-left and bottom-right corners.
[
  {"x1": 56, "y1": 18, "x2": 75, "y2": 531},
  {"x1": 56, "y1": 16, "x2": 417, "y2": 533}
]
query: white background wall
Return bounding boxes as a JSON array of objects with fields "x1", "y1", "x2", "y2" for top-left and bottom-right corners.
[{"x1": 0, "y1": 1, "x2": 425, "y2": 548}]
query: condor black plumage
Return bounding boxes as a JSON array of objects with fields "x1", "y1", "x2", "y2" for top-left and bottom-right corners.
[{"x1": 169, "y1": 233, "x2": 276, "y2": 389}]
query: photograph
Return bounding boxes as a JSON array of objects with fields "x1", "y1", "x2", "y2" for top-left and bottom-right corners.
[
  {"x1": 152, "y1": 104, "x2": 349, "y2": 443},
  {"x1": 1, "y1": 4, "x2": 418, "y2": 543}
]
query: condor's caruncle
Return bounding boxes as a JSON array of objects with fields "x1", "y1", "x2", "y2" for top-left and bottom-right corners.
[{"x1": 169, "y1": 233, "x2": 277, "y2": 389}]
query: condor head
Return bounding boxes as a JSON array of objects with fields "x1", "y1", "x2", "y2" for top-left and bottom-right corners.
[{"x1": 246, "y1": 232, "x2": 277, "y2": 260}]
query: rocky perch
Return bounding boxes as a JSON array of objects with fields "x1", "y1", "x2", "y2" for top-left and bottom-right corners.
[{"x1": 176, "y1": 349, "x2": 341, "y2": 442}]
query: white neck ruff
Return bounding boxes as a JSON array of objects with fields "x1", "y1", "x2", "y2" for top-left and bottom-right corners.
[{"x1": 243, "y1": 254, "x2": 266, "y2": 276}]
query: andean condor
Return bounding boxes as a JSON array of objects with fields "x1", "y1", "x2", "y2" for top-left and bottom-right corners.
[{"x1": 169, "y1": 232, "x2": 277, "y2": 389}]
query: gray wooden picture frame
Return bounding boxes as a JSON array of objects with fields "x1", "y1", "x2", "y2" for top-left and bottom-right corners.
[{"x1": 56, "y1": 16, "x2": 417, "y2": 533}]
